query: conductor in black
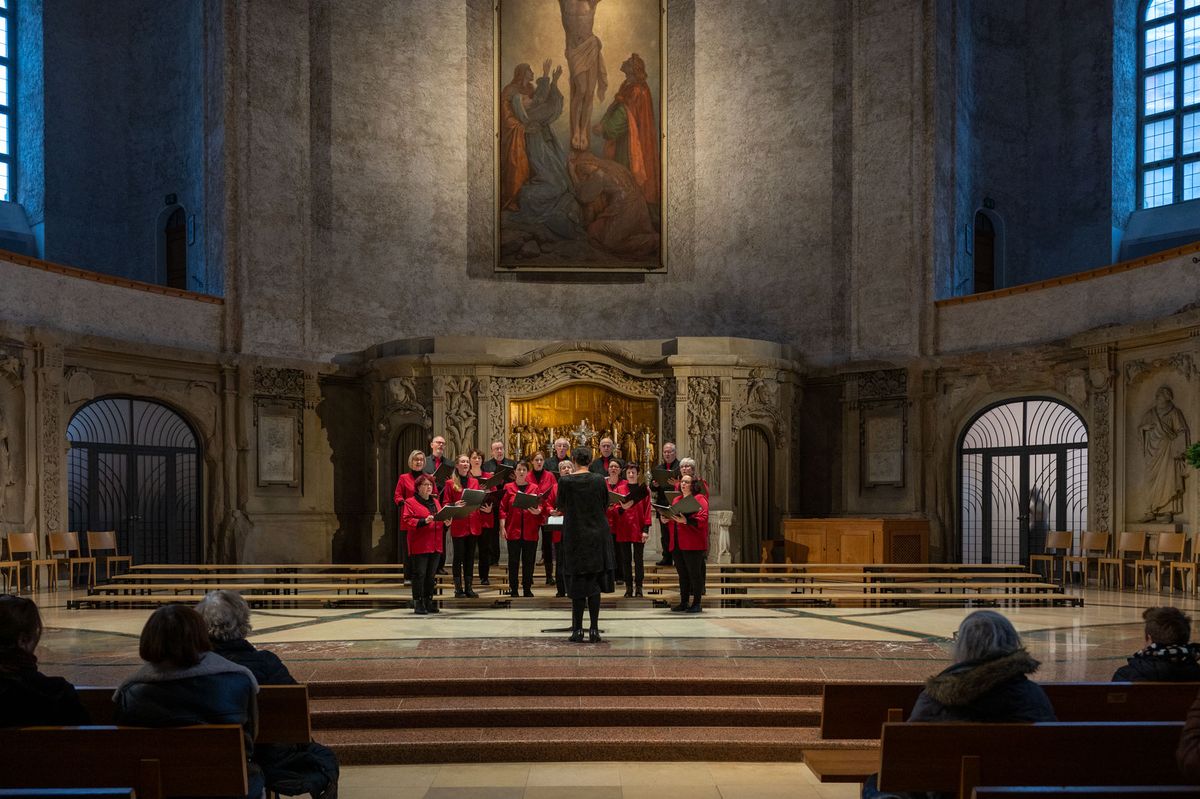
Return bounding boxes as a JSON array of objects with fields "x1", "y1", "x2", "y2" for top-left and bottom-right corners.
[{"x1": 556, "y1": 447, "x2": 616, "y2": 643}]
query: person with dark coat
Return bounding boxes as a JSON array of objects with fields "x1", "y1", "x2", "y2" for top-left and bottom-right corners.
[
  {"x1": 114, "y1": 604, "x2": 263, "y2": 799},
  {"x1": 862, "y1": 611, "x2": 1056, "y2": 799},
  {"x1": 197, "y1": 591, "x2": 339, "y2": 799},
  {"x1": 545, "y1": 437, "x2": 571, "y2": 477},
  {"x1": 557, "y1": 446, "x2": 616, "y2": 643},
  {"x1": 482, "y1": 440, "x2": 516, "y2": 568},
  {"x1": 0, "y1": 594, "x2": 89, "y2": 727},
  {"x1": 587, "y1": 437, "x2": 622, "y2": 476},
  {"x1": 424, "y1": 435, "x2": 451, "y2": 574},
  {"x1": 1113, "y1": 606, "x2": 1200, "y2": 682},
  {"x1": 650, "y1": 441, "x2": 680, "y2": 566}
]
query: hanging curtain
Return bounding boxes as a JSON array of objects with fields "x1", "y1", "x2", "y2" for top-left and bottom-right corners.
[{"x1": 735, "y1": 426, "x2": 771, "y2": 560}]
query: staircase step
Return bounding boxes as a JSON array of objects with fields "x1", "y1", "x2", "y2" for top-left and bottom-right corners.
[
  {"x1": 320, "y1": 725, "x2": 826, "y2": 765},
  {"x1": 308, "y1": 677, "x2": 825, "y2": 698},
  {"x1": 310, "y1": 695, "x2": 821, "y2": 729}
]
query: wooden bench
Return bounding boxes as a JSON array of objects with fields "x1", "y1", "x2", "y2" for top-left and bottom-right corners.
[
  {"x1": 877, "y1": 722, "x2": 1185, "y2": 799},
  {"x1": 0, "y1": 725, "x2": 247, "y2": 799},
  {"x1": 971, "y1": 788, "x2": 1200, "y2": 798},
  {"x1": 76, "y1": 683, "x2": 312, "y2": 744},
  {"x1": 0, "y1": 790, "x2": 137, "y2": 798},
  {"x1": 819, "y1": 681, "x2": 1200, "y2": 740}
]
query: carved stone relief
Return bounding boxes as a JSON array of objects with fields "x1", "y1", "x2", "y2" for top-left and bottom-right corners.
[
  {"x1": 1085, "y1": 352, "x2": 1115, "y2": 533},
  {"x1": 1125, "y1": 353, "x2": 1197, "y2": 386},
  {"x1": 253, "y1": 366, "x2": 306, "y2": 399},
  {"x1": 661, "y1": 378, "x2": 677, "y2": 446},
  {"x1": 1133, "y1": 384, "x2": 1191, "y2": 522},
  {"x1": 732, "y1": 368, "x2": 787, "y2": 448},
  {"x1": 0, "y1": 402, "x2": 14, "y2": 521},
  {"x1": 65, "y1": 368, "x2": 95, "y2": 405},
  {"x1": 687, "y1": 376, "x2": 720, "y2": 492},
  {"x1": 39, "y1": 345, "x2": 64, "y2": 533},
  {"x1": 442, "y1": 376, "x2": 477, "y2": 457}
]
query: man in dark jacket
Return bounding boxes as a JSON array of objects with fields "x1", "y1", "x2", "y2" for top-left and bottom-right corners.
[
  {"x1": 0, "y1": 594, "x2": 89, "y2": 727},
  {"x1": 197, "y1": 590, "x2": 340, "y2": 799},
  {"x1": 1113, "y1": 606, "x2": 1200, "y2": 682}
]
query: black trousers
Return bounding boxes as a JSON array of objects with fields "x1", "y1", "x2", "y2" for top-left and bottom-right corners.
[
  {"x1": 618, "y1": 542, "x2": 645, "y2": 588},
  {"x1": 612, "y1": 534, "x2": 623, "y2": 580},
  {"x1": 541, "y1": 527, "x2": 555, "y2": 579},
  {"x1": 478, "y1": 528, "x2": 494, "y2": 581},
  {"x1": 437, "y1": 527, "x2": 448, "y2": 572},
  {"x1": 657, "y1": 516, "x2": 673, "y2": 564},
  {"x1": 409, "y1": 552, "x2": 438, "y2": 603},
  {"x1": 398, "y1": 532, "x2": 412, "y2": 579},
  {"x1": 507, "y1": 539, "x2": 537, "y2": 594},
  {"x1": 452, "y1": 535, "x2": 477, "y2": 590},
  {"x1": 673, "y1": 548, "x2": 706, "y2": 603},
  {"x1": 555, "y1": 543, "x2": 566, "y2": 595}
]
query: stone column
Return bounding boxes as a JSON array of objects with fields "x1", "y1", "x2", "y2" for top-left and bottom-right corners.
[
  {"x1": 33, "y1": 342, "x2": 64, "y2": 539},
  {"x1": 1085, "y1": 344, "x2": 1116, "y2": 534}
]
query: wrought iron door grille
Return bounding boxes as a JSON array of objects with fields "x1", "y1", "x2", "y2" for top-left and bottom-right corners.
[
  {"x1": 67, "y1": 398, "x2": 201, "y2": 564},
  {"x1": 959, "y1": 398, "x2": 1088, "y2": 564}
]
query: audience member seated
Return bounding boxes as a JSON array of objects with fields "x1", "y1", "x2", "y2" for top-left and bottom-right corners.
[
  {"x1": 114, "y1": 604, "x2": 264, "y2": 799},
  {"x1": 1112, "y1": 606, "x2": 1200, "y2": 682},
  {"x1": 0, "y1": 594, "x2": 89, "y2": 726},
  {"x1": 862, "y1": 610, "x2": 1056, "y2": 799},
  {"x1": 197, "y1": 590, "x2": 339, "y2": 799}
]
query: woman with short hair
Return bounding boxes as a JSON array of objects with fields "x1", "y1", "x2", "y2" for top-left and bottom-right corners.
[
  {"x1": 500, "y1": 460, "x2": 545, "y2": 598},
  {"x1": 677, "y1": 457, "x2": 708, "y2": 496},
  {"x1": 114, "y1": 604, "x2": 263, "y2": 799},
  {"x1": 444, "y1": 453, "x2": 487, "y2": 599},
  {"x1": 401, "y1": 473, "x2": 444, "y2": 615},
  {"x1": 615, "y1": 462, "x2": 651, "y2": 597},
  {"x1": 0, "y1": 594, "x2": 89, "y2": 727},
  {"x1": 666, "y1": 474, "x2": 709, "y2": 613},
  {"x1": 393, "y1": 449, "x2": 428, "y2": 577}
]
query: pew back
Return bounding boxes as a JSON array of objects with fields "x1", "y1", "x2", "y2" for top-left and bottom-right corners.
[
  {"x1": 75, "y1": 683, "x2": 312, "y2": 743},
  {"x1": 0, "y1": 725, "x2": 247, "y2": 799},
  {"x1": 821, "y1": 681, "x2": 1200, "y2": 739},
  {"x1": 878, "y1": 722, "x2": 1184, "y2": 798}
]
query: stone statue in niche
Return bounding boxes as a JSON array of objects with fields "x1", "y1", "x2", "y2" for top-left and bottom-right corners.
[{"x1": 1137, "y1": 385, "x2": 1191, "y2": 522}]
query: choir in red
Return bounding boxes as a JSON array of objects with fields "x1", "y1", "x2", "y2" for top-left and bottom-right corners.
[{"x1": 392, "y1": 436, "x2": 711, "y2": 614}]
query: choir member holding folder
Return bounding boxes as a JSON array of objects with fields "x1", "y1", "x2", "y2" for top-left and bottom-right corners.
[
  {"x1": 604, "y1": 459, "x2": 627, "y2": 583},
  {"x1": 529, "y1": 451, "x2": 558, "y2": 584},
  {"x1": 400, "y1": 474, "x2": 444, "y2": 615},
  {"x1": 616, "y1": 462, "x2": 651, "y2": 597},
  {"x1": 469, "y1": 449, "x2": 497, "y2": 586},
  {"x1": 664, "y1": 474, "x2": 708, "y2": 614},
  {"x1": 393, "y1": 449, "x2": 428, "y2": 579},
  {"x1": 482, "y1": 441, "x2": 516, "y2": 569},
  {"x1": 500, "y1": 460, "x2": 544, "y2": 598},
  {"x1": 651, "y1": 443, "x2": 681, "y2": 566},
  {"x1": 443, "y1": 454, "x2": 489, "y2": 598}
]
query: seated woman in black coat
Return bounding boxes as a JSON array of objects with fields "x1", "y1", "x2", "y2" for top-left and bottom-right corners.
[
  {"x1": 1112, "y1": 606, "x2": 1200, "y2": 682},
  {"x1": 0, "y1": 594, "x2": 89, "y2": 727},
  {"x1": 196, "y1": 590, "x2": 339, "y2": 799},
  {"x1": 114, "y1": 604, "x2": 263, "y2": 799},
  {"x1": 862, "y1": 610, "x2": 1056, "y2": 798}
]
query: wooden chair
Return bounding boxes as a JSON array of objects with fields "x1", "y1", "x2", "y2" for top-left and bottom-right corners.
[
  {"x1": 86, "y1": 530, "x2": 132, "y2": 579},
  {"x1": 1135, "y1": 533, "x2": 1186, "y2": 592},
  {"x1": 5, "y1": 532, "x2": 58, "y2": 592},
  {"x1": 1171, "y1": 539, "x2": 1200, "y2": 596},
  {"x1": 1062, "y1": 531, "x2": 1109, "y2": 586},
  {"x1": 0, "y1": 547, "x2": 18, "y2": 593},
  {"x1": 1098, "y1": 532, "x2": 1147, "y2": 590},
  {"x1": 47, "y1": 532, "x2": 97, "y2": 589},
  {"x1": 1028, "y1": 531, "x2": 1073, "y2": 583}
]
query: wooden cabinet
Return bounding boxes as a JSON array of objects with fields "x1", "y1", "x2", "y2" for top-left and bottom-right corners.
[{"x1": 781, "y1": 518, "x2": 929, "y2": 564}]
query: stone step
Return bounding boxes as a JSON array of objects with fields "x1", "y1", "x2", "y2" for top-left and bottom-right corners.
[
  {"x1": 320, "y1": 725, "x2": 832, "y2": 765},
  {"x1": 310, "y1": 694, "x2": 822, "y2": 729},
  {"x1": 307, "y1": 677, "x2": 826, "y2": 698}
]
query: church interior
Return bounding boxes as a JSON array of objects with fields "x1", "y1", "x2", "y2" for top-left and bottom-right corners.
[{"x1": 2, "y1": 0, "x2": 1200, "y2": 797}]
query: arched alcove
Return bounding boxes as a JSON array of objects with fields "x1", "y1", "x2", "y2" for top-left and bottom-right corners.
[
  {"x1": 67, "y1": 396, "x2": 202, "y2": 564},
  {"x1": 734, "y1": 424, "x2": 773, "y2": 562},
  {"x1": 958, "y1": 397, "x2": 1088, "y2": 564}
]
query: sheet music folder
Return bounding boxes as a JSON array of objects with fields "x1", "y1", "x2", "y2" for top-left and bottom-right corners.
[{"x1": 513, "y1": 491, "x2": 541, "y2": 510}]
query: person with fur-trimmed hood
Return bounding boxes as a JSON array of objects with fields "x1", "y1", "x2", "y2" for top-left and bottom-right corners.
[
  {"x1": 1113, "y1": 606, "x2": 1200, "y2": 682},
  {"x1": 908, "y1": 610, "x2": 1057, "y2": 723}
]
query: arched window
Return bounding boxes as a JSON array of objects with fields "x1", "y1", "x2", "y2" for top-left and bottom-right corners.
[
  {"x1": 958, "y1": 398, "x2": 1087, "y2": 564},
  {"x1": 67, "y1": 397, "x2": 202, "y2": 564},
  {"x1": 1138, "y1": 0, "x2": 1200, "y2": 208},
  {"x1": 0, "y1": 0, "x2": 14, "y2": 201}
]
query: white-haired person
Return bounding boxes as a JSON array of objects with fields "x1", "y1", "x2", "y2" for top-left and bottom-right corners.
[
  {"x1": 861, "y1": 610, "x2": 1056, "y2": 799},
  {"x1": 677, "y1": 457, "x2": 708, "y2": 496},
  {"x1": 196, "y1": 590, "x2": 339, "y2": 799}
]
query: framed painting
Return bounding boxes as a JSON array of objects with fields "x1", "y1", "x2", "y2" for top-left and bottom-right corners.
[{"x1": 495, "y1": 0, "x2": 666, "y2": 273}]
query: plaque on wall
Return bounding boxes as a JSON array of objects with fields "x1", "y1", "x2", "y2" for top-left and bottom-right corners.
[
  {"x1": 257, "y1": 407, "x2": 300, "y2": 488},
  {"x1": 495, "y1": 0, "x2": 666, "y2": 273},
  {"x1": 861, "y1": 403, "x2": 905, "y2": 488}
]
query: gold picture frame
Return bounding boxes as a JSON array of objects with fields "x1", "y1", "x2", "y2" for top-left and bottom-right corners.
[{"x1": 494, "y1": 0, "x2": 667, "y2": 273}]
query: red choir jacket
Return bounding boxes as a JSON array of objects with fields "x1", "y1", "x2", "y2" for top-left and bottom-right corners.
[
  {"x1": 393, "y1": 470, "x2": 422, "y2": 506},
  {"x1": 442, "y1": 474, "x2": 484, "y2": 538},
  {"x1": 501, "y1": 481, "x2": 543, "y2": 542},
  {"x1": 401, "y1": 495, "x2": 445, "y2": 555},
  {"x1": 616, "y1": 487, "x2": 652, "y2": 544},
  {"x1": 472, "y1": 471, "x2": 496, "y2": 529},
  {"x1": 669, "y1": 493, "x2": 709, "y2": 552},
  {"x1": 604, "y1": 479, "x2": 628, "y2": 536}
]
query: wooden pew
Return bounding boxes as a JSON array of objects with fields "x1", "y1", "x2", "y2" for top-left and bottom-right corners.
[
  {"x1": 877, "y1": 722, "x2": 1185, "y2": 799},
  {"x1": 0, "y1": 725, "x2": 247, "y2": 799},
  {"x1": 0, "y1": 791, "x2": 136, "y2": 798},
  {"x1": 819, "y1": 681, "x2": 1200, "y2": 739},
  {"x1": 972, "y1": 788, "x2": 1200, "y2": 798},
  {"x1": 76, "y1": 683, "x2": 312, "y2": 744}
]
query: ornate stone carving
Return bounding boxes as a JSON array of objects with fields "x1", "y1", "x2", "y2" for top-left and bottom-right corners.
[
  {"x1": 443, "y1": 376, "x2": 477, "y2": 457},
  {"x1": 499, "y1": 341, "x2": 668, "y2": 369},
  {"x1": 505, "y1": 362, "x2": 666, "y2": 399},
  {"x1": 253, "y1": 367, "x2": 306, "y2": 399},
  {"x1": 687, "y1": 376, "x2": 720, "y2": 492},
  {"x1": 732, "y1": 369, "x2": 787, "y2": 448},
  {"x1": 661, "y1": 378, "x2": 677, "y2": 444},
  {"x1": 0, "y1": 403, "x2": 14, "y2": 520},
  {"x1": 857, "y1": 369, "x2": 907, "y2": 400},
  {"x1": 1085, "y1": 349, "x2": 1115, "y2": 533},
  {"x1": 65, "y1": 368, "x2": 95, "y2": 405},
  {"x1": 40, "y1": 375, "x2": 62, "y2": 532},
  {"x1": 0, "y1": 348, "x2": 22, "y2": 387},
  {"x1": 487, "y1": 377, "x2": 509, "y2": 445},
  {"x1": 1134, "y1": 384, "x2": 1191, "y2": 522},
  {"x1": 1125, "y1": 353, "x2": 1197, "y2": 386}
]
